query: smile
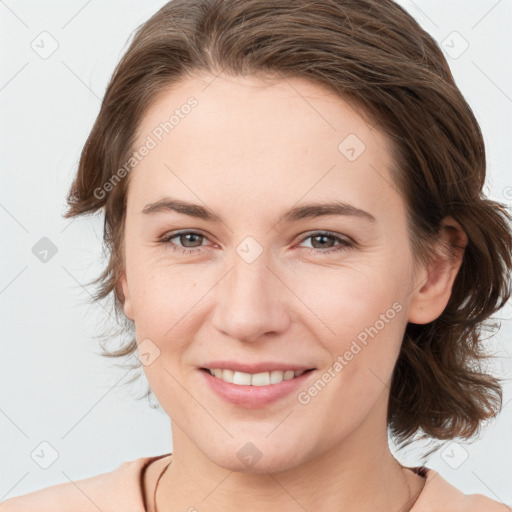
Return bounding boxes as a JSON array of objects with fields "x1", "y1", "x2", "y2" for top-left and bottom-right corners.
[{"x1": 201, "y1": 368, "x2": 312, "y2": 385}]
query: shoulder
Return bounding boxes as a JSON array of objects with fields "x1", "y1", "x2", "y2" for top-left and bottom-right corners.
[
  {"x1": 412, "y1": 467, "x2": 511, "y2": 512},
  {"x1": 0, "y1": 454, "x2": 170, "y2": 512}
]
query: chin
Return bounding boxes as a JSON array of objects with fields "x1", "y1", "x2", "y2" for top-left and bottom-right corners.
[{"x1": 205, "y1": 442, "x2": 308, "y2": 475}]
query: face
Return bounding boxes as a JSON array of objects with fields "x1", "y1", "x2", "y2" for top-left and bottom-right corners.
[{"x1": 120, "y1": 72, "x2": 424, "y2": 472}]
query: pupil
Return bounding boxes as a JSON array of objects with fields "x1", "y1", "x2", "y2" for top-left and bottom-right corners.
[
  {"x1": 314, "y1": 235, "x2": 331, "y2": 248},
  {"x1": 183, "y1": 233, "x2": 201, "y2": 247}
]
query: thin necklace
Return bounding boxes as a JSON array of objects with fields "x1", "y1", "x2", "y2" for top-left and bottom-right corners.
[
  {"x1": 153, "y1": 458, "x2": 424, "y2": 512},
  {"x1": 153, "y1": 457, "x2": 172, "y2": 512},
  {"x1": 399, "y1": 463, "x2": 426, "y2": 512},
  {"x1": 401, "y1": 463, "x2": 413, "y2": 512}
]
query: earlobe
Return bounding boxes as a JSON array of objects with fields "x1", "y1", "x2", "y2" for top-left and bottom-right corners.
[
  {"x1": 407, "y1": 216, "x2": 468, "y2": 324},
  {"x1": 118, "y1": 272, "x2": 135, "y2": 321}
]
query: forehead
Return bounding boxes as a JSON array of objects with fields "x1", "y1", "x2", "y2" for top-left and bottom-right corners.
[
  {"x1": 135, "y1": 71, "x2": 387, "y2": 152},
  {"x1": 128, "y1": 72, "x2": 400, "y2": 218}
]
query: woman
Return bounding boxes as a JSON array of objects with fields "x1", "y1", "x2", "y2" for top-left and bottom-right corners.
[{"x1": 2, "y1": 0, "x2": 511, "y2": 510}]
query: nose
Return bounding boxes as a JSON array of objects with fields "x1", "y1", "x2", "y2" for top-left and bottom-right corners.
[{"x1": 211, "y1": 250, "x2": 291, "y2": 343}]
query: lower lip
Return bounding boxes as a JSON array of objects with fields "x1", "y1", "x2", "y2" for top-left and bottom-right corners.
[{"x1": 199, "y1": 368, "x2": 315, "y2": 408}]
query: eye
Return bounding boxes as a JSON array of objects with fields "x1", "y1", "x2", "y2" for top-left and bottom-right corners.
[
  {"x1": 159, "y1": 230, "x2": 212, "y2": 255},
  {"x1": 297, "y1": 231, "x2": 354, "y2": 255}
]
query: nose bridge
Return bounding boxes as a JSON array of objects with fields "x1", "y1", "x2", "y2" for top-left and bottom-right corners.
[{"x1": 212, "y1": 244, "x2": 290, "y2": 342}]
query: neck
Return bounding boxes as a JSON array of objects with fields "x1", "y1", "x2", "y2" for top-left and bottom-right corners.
[{"x1": 155, "y1": 400, "x2": 424, "y2": 511}]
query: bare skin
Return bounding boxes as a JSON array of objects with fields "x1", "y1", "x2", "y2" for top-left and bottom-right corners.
[{"x1": 120, "y1": 72, "x2": 467, "y2": 511}]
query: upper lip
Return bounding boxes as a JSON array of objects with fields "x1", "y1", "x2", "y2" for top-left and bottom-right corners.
[{"x1": 200, "y1": 361, "x2": 315, "y2": 374}]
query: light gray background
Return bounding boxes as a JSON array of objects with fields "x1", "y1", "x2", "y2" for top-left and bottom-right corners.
[{"x1": 1, "y1": 0, "x2": 511, "y2": 505}]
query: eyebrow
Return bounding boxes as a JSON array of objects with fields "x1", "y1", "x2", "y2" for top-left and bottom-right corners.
[{"x1": 141, "y1": 197, "x2": 376, "y2": 223}]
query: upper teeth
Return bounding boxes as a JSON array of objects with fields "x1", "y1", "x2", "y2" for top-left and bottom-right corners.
[{"x1": 207, "y1": 369, "x2": 306, "y2": 386}]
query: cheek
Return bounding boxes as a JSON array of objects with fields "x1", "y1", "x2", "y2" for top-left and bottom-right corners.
[
  {"x1": 295, "y1": 261, "x2": 408, "y2": 397},
  {"x1": 332, "y1": 301, "x2": 406, "y2": 389},
  {"x1": 127, "y1": 267, "x2": 202, "y2": 396},
  {"x1": 129, "y1": 267, "x2": 195, "y2": 333},
  {"x1": 294, "y1": 259, "x2": 407, "y2": 344},
  {"x1": 295, "y1": 291, "x2": 407, "y2": 438}
]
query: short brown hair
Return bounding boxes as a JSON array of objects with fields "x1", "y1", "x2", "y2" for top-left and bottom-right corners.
[{"x1": 64, "y1": 0, "x2": 512, "y2": 451}]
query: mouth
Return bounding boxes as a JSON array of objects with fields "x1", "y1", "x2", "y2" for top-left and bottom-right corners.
[
  {"x1": 198, "y1": 366, "x2": 317, "y2": 408},
  {"x1": 197, "y1": 359, "x2": 318, "y2": 408},
  {"x1": 199, "y1": 367, "x2": 315, "y2": 386}
]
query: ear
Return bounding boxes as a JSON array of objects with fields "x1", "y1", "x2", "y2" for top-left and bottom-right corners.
[
  {"x1": 408, "y1": 216, "x2": 468, "y2": 324},
  {"x1": 118, "y1": 271, "x2": 135, "y2": 321}
]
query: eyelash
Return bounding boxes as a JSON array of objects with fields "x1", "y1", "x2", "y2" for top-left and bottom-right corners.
[{"x1": 159, "y1": 230, "x2": 354, "y2": 256}]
